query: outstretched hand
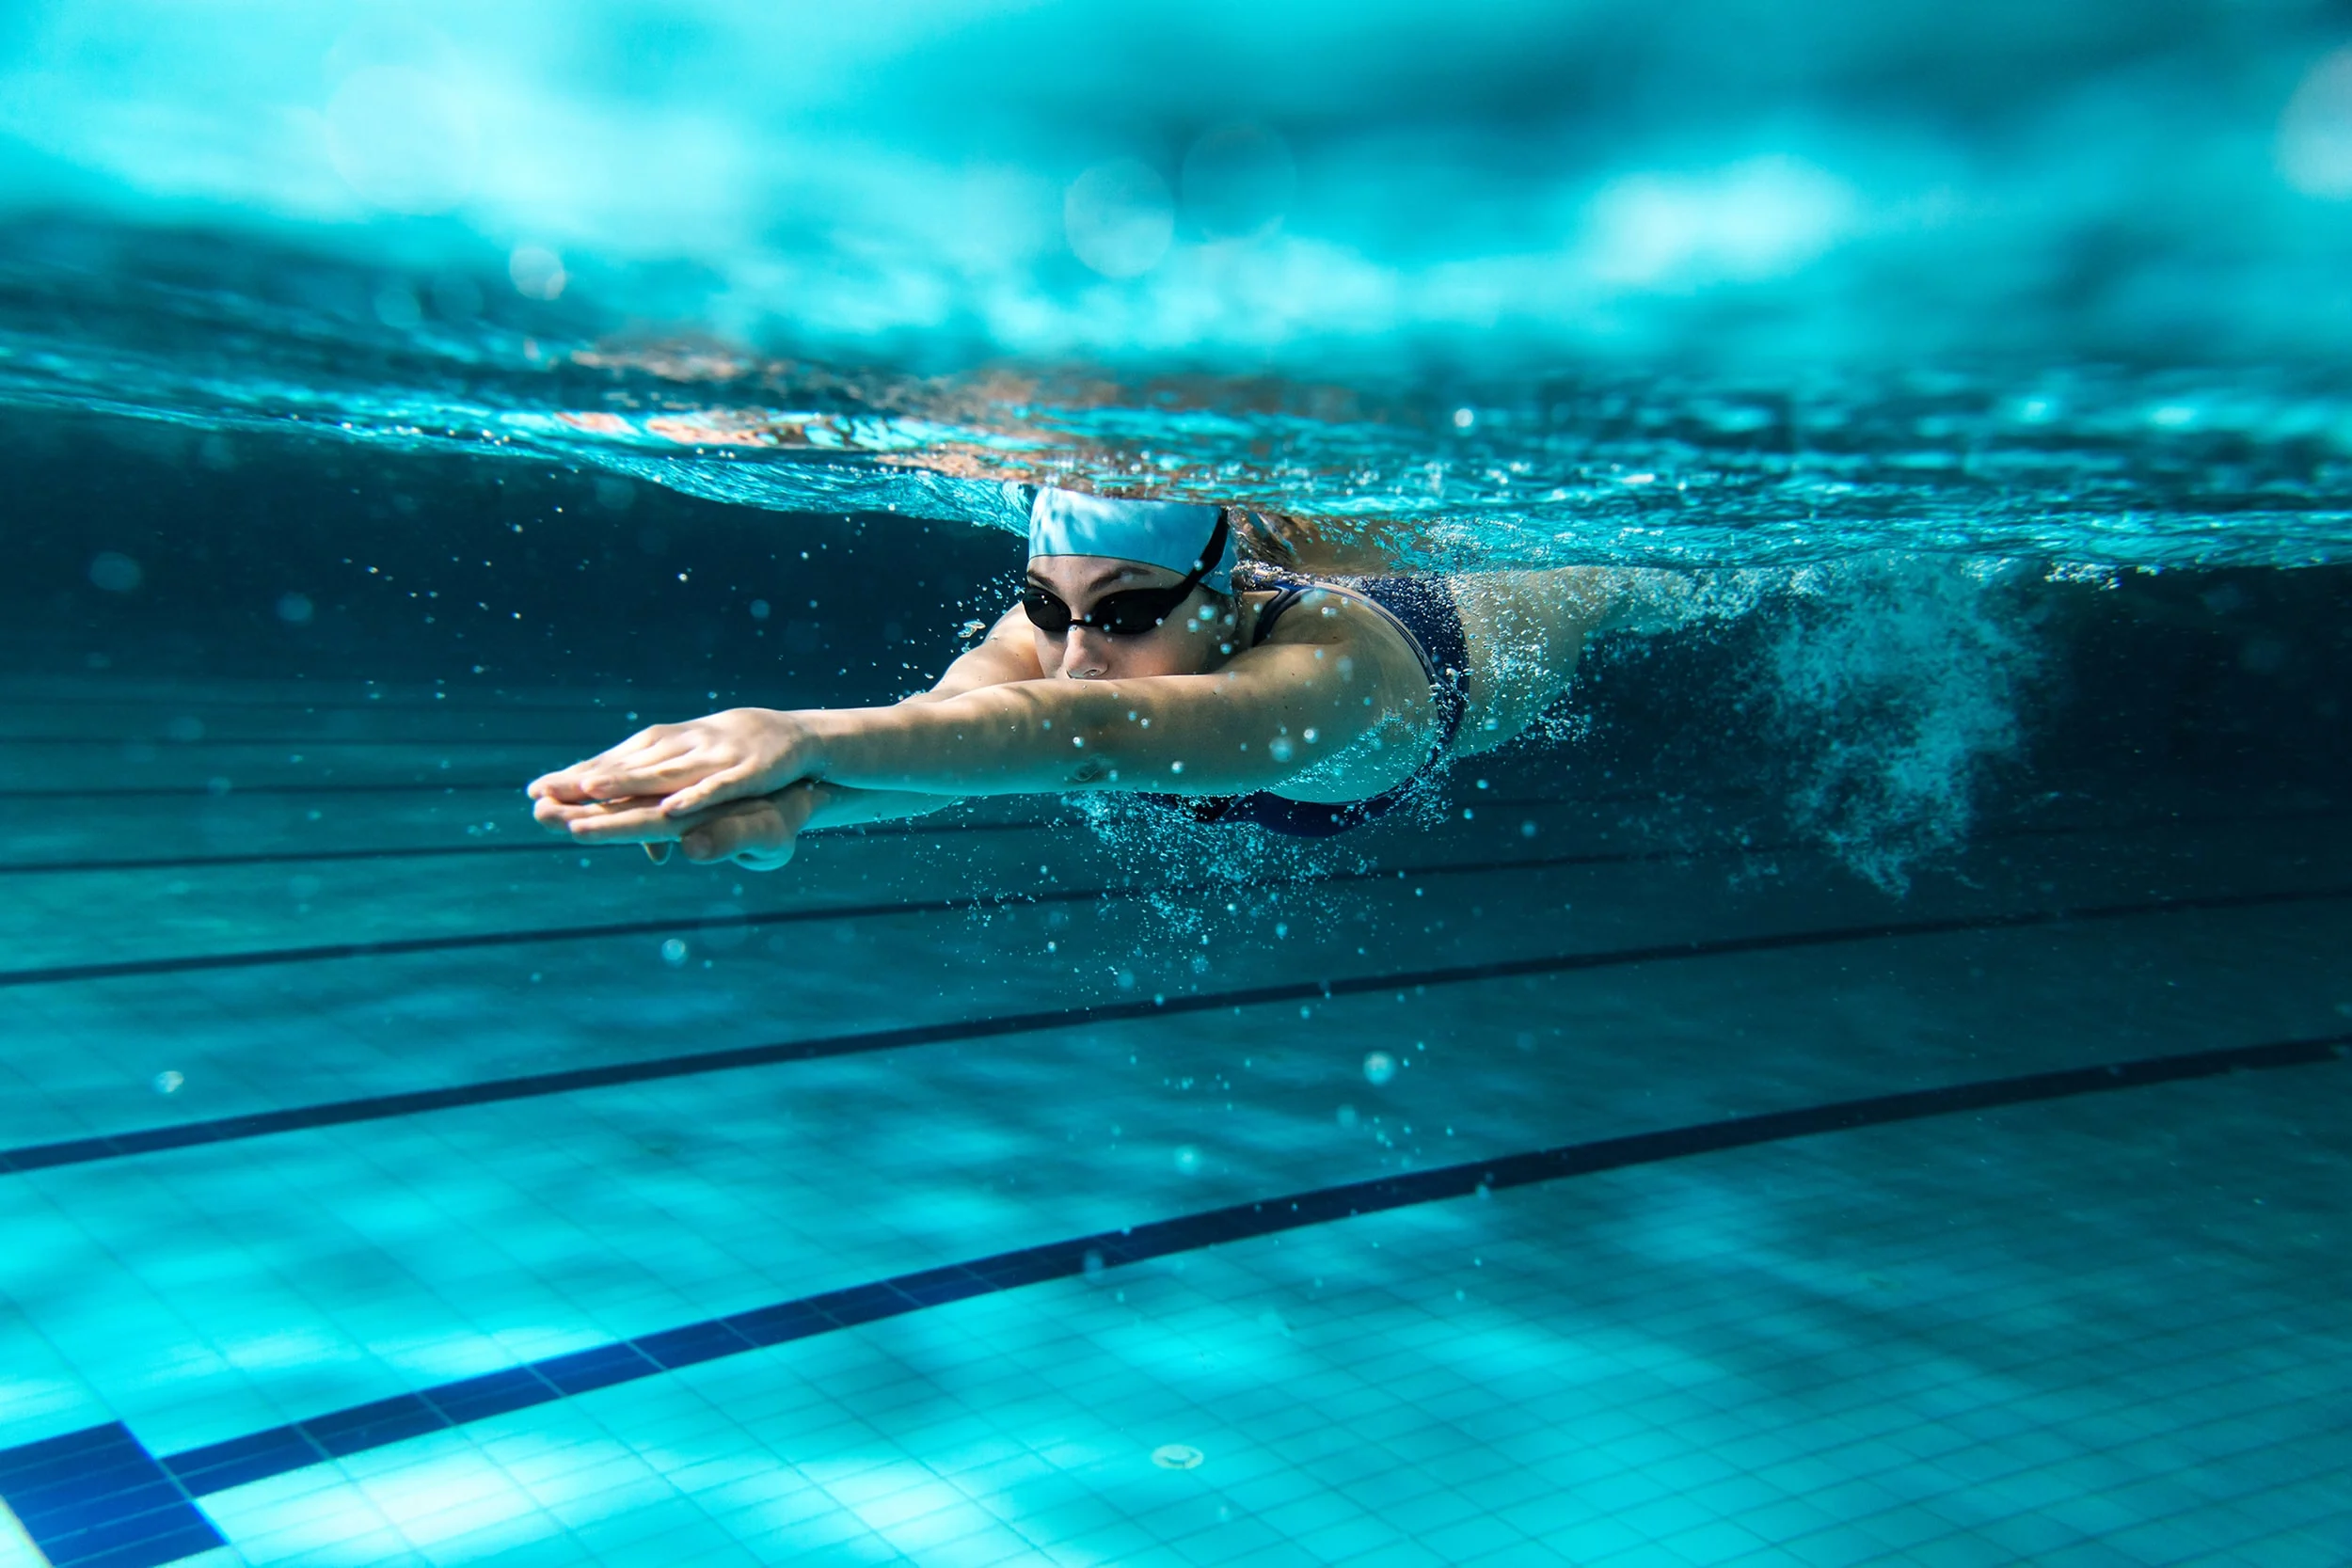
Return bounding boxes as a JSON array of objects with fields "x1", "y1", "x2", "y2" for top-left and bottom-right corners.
[
  {"x1": 532, "y1": 784, "x2": 820, "y2": 871},
  {"x1": 527, "y1": 707, "x2": 821, "y2": 818}
]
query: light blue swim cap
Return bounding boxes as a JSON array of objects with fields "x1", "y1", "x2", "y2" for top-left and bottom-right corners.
[{"x1": 1023, "y1": 484, "x2": 1233, "y2": 594}]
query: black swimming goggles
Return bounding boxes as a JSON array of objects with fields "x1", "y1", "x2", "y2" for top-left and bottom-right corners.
[{"x1": 1022, "y1": 515, "x2": 1231, "y2": 637}]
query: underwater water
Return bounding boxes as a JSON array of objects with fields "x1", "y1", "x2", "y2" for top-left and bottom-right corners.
[{"x1": 5, "y1": 4, "x2": 2352, "y2": 1566}]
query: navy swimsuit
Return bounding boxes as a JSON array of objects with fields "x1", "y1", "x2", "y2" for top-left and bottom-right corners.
[{"x1": 1152, "y1": 575, "x2": 1470, "y2": 837}]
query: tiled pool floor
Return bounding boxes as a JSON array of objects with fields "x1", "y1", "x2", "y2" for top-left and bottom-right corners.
[{"x1": 3, "y1": 680, "x2": 2348, "y2": 1565}]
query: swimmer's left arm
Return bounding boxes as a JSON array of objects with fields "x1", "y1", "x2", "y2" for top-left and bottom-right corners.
[
  {"x1": 795, "y1": 649, "x2": 1382, "y2": 798},
  {"x1": 570, "y1": 777, "x2": 965, "y2": 871}
]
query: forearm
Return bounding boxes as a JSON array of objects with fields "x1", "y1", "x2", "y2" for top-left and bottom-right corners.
[
  {"x1": 803, "y1": 674, "x2": 1329, "y2": 798},
  {"x1": 796, "y1": 780, "x2": 963, "y2": 831}
]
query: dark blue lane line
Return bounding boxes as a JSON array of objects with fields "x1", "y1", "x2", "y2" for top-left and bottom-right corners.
[
  {"x1": 8, "y1": 794, "x2": 2330, "y2": 882},
  {"x1": 0, "y1": 786, "x2": 1648, "y2": 876},
  {"x1": 16, "y1": 782, "x2": 521, "y2": 800},
  {"x1": 0, "y1": 788, "x2": 1620, "y2": 879},
  {"x1": 0, "y1": 1422, "x2": 223, "y2": 1568},
  {"x1": 0, "y1": 835, "x2": 1731, "y2": 989},
  {"x1": 5, "y1": 1030, "x2": 2344, "y2": 1568},
  {"x1": 0, "y1": 841, "x2": 605, "y2": 876},
  {"x1": 5, "y1": 736, "x2": 608, "y2": 748},
  {"x1": 7, "y1": 882, "x2": 2346, "y2": 1179},
  {"x1": 0, "y1": 694, "x2": 703, "y2": 716},
  {"x1": 9, "y1": 792, "x2": 2340, "y2": 953},
  {"x1": 0, "y1": 817, "x2": 1066, "y2": 878}
]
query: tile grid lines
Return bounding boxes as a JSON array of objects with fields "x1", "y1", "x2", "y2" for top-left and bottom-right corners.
[
  {"x1": 7, "y1": 798, "x2": 2342, "y2": 881},
  {"x1": 1, "y1": 1028, "x2": 2344, "y2": 1568},
  {"x1": 0, "y1": 1423, "x2": 224, "y2": 1568},
  {"x1": 0, "y1": 835, "x2": 1804, "y2": 989},
  {"x1": 0, "y1": 788, "x2": 1646, "y2": 879},
  {"x1": 17, "y1": 768, "x2": 1759, "y2": 799},
  {"x1": 8, "y1": 791, "x2": 2344, "y2": 986},
  {"x1": 0, "y1": 819, "x2": 1058, "y2": 878},
  {"x1": 5, "y1": 879, "x2": 2347, "y2": 1179},
  {"x1": 0, "y1": 692, "x2": 722, "y2": 716},
  {"x1": 0, "y1": 790, "x2": 1565, "y2": 878},
  {"x1": 4, "y1": 736, "x2": 614, "y2": 748},
  {"x1": 16, "y1": 782, "x2": 529, "y2": 800}
]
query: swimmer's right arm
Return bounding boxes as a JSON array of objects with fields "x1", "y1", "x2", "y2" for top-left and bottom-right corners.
[
  {"x1": 636, "y1": 778, "x2": 955, "y2": 869},
  {"x1": 553, "y1": 610, "x2": 1041, "y2": 867}
]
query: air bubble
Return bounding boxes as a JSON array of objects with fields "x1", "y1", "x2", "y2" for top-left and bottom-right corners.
[{"x1": 88, "y1": 552, "x2": 142, "y2": 593}]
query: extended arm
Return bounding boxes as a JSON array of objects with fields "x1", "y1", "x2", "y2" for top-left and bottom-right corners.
[
  {"x1": 799, "y1": 645, "x2": 1384, "y2": 797},
  {"x1": 537, "y1": 621, "x2": 1432, "y2": 852},
  {"x1": 532, "y1": 607, "x2": 1041, "y2": 852}
]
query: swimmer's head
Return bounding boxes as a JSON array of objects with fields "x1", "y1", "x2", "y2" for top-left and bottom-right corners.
[
  {"x1": 1021, "y1": 486, "x2": 1239, "y2": 680},
  {"x1": 1023, "y1": 486, "x2": 1233, "y2": 593}
]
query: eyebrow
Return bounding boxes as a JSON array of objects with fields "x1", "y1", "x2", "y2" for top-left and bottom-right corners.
[{"x1": 1026, "y1": 564, "x2": 1152, "y2": 594}]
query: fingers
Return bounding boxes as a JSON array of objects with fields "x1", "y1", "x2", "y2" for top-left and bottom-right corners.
[
  {"x1": 560, "y1": 800, "x2": 690, "y2": 843},
  {"x1": 534, "y1": 792, "x2": 660, "y2": 828},
  {"x1": 532, "y1": 752, "x2": 710, "y2": 807},
  {"x1": 529, "y1": 728, "x2": 686, "y2": 801},
  {"x1": 570, "y1": 798, "x2": 800, "y2": 872},
  {"x1": 572, "y1": 743, "x2": 711, "y2": 800},
  {"x1": 529, "y1": 770, "x2": 597, "y2": 804},
  {"x1": 525, "y1": 711, "x2": 809, "y2": 863},
  {"x1": 580, "y1": 759, "x2": 712, "y2": 799},
  {"x1": 679, "y1": 800, "x2": 798, "y2": 871},
  {"x1": 659, "y1": 764, "x2": 763, "y2": 818}
]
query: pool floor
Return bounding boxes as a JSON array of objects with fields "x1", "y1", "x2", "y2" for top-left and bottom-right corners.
[{"x1": 3, "y1": 676, "x2": 2349, "y2": 1567}]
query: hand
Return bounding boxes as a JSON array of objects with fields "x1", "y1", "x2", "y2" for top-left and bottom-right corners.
[
  {"x1": 527, "y1": 707, "x2": 823, "y2": 818},
  {"x1": 671, "y1": 789, "x2": 818, "y2": 870},
  {"x1": 532, "y1": 785, "x2": 819, "y2": 871}
]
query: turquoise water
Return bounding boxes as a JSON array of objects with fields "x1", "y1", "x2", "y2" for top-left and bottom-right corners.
[{"x1": 5, "y1": 5, "x2": 2352, "y2": 1566}]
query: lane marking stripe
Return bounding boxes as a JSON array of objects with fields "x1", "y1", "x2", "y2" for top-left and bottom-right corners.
[
  {"x1": 5, "y1": 882, "x2": 2345, "y2": 1178},
  {"x1": 2, "y1": 1028, "x2": 2340, "y2": 1565},
  {"x1": 0, "y1": 836, "x2": 1756, "y2": 988}
]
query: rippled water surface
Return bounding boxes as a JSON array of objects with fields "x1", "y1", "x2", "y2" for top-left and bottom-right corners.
[
  {"x1": 9, "y1": 215, "x2": 2352, "y2": 573},
  {"x1": 8, "y1": 0, "x2": 2352, "y2": 569}
]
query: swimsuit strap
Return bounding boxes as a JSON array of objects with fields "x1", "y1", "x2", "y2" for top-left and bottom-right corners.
[
  {"x1": 1343, "y1": 577, "x2": 1470, "y2": 758},
  {"x1": 1159, "y1": 574, "x2": 1470, "y2": 837},
  {"x1": 1246, "y1": 581, "x2": 1312, "y2": 647},
  {"x1": 1251, "y1": 572, "x2": 1467, "y2": 759}
]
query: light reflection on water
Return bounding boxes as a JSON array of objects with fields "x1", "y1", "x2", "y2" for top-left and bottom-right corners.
[{"x1": 1, "y1": 3, "x2": 2350, "y2": 569}]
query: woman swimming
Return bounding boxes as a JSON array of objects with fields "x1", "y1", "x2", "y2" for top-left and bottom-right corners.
[{"x1": 527, "y1": 486, "x2": 1656, "y2": 868}]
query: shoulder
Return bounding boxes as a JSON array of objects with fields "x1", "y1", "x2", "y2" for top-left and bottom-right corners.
[
  {"x1": 1236, "y1": 580, "x2": 1426, "y2": 675},
  {"x1": 1245, "y1": 582, "x2": 1391, "y2": 644}
]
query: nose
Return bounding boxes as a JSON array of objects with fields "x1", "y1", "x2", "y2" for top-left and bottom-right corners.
[{"x1": 1059, "y1": 627, "x2": 1112, "y2": 680}]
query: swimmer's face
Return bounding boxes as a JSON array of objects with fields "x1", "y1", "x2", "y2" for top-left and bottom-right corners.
[{"x1": 1023, "y1": 555, "x2": 1236, "y2": 681}]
